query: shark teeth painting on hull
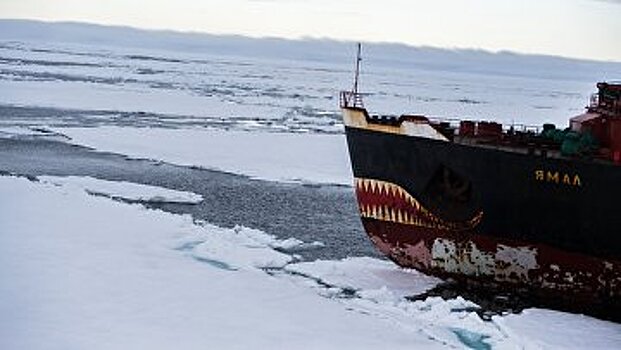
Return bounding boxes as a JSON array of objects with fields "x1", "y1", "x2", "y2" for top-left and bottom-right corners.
[{"x1": 354, "y1": 177, "x2": 483, "y2": 231}]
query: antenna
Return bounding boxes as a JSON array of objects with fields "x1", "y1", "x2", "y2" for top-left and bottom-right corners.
[
  {"x1": 352, "y1": 43, "x2": 362, "y2": 94},
  {"x1": 340, "y1": 43, "x2": 364, "y2": 109}
]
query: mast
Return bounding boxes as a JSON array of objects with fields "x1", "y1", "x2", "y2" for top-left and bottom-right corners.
[
  {"x1": 352, "y1": 43, "x2": 362, "y2": 95},
  {"x1": 340, "y1": 43, "x2": 364, "y2": 108}
]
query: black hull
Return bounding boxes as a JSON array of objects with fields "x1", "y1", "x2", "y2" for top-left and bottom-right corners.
[{"x1": 343, "y1": 115, "x2": 621, "y2": 302}]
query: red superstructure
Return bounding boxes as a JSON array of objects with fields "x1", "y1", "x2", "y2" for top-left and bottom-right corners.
[{"x1": 571, "y1": 82, "x2": 621, "y2": 162}]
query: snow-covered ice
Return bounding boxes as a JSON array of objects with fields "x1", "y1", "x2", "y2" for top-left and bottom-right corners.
[
  {"x1": 285, "y1": 257, "x2": 442, "y2": 299},
  {"x1": 3, "y1": 25, "x2": 617, "y2": 131},
  {"x1": 181, "y1": 225, "x2": 296, "y2": 270},
  {"x1": 284, "y1": 258, "x2": 621, "y2": 349},
  {"x1": 1, "y1": 175, "x2": 619, "y2": 349},
  {"x1": 498, "y1": 309, "x2": 621, "y2": 350},
  {"x1": 55, "y1": 126, "x2": 353, "y2": 186},
  {"x1": 39, "y1": 175, "x2": 203, "y2": 204},
  {"x1": 0, "y1": 125, "x2": 65, "y2": 139},
  {"x1": 0, "y1": 126, "x2": 48, "y2": 137},
  {"x1": 0, "y1": 175, "x2": 443, "y2": 350},
  {"x1": 270, "y1": 237, "x2": 325, "y2": 252}
]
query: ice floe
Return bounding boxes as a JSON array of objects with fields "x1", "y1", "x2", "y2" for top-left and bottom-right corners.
[
  {"x1": 282, "y1": 257, "x2": 621, "y2": 349},
  {"x1": 0, "y1": 175, "x2": 444, "y2": 349},
  {"x1": 39, "y1": 175, "x2": 203, "y2": 204},
  {"x1": 55, "y1": 126, "x2": 353, "y2": 186},
  {"x1": 177, "y1": 225, "x2": 295, "y2": 270},
  {"x1": 0, "y1": 125, "x2": 65, "y2": 139},
  {"x1": 285, "y1": 257, "x2": 442, "y2": 300},
  {"x1": 1, "y1": 175, "x2": 620, "y2": 349}
]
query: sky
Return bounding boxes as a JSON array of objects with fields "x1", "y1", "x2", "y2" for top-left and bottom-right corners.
[{"x1": 0, "y1": 0, "x2": 620, "y2": 62}]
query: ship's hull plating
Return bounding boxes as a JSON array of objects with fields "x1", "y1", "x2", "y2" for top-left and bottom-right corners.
[{"x1": 343, "y1": 108, "x2": 621, "y2": 302}]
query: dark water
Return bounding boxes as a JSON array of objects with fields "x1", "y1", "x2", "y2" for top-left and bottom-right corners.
[{"x1": 0, "y1": 136, "x2": 378, "y2": 262}]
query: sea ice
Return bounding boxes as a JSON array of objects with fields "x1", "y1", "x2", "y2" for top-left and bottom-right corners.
[
  {"x1": 0, "y1": 125, "x2": 64, "y2": 139},
  {"x1": 0, "y1": 175, "x2": 446, "y2": 350},
  {"x1": 283, "y1": 257, "x2": 621, "y2": 349},
  {"x1": 180, "y1": 224, "x2": 295, "y2": 270},
  {"x1": 55, "y1": 126, "x2": 353, "y2": 186},
  {"x1": 1, "y1": 175, "x2": 620, "y2": 349},
  {"x1": 285, "y1": 257, "x2": 442, "y2": 300},
  {"x1": 39, "y1": 175, "x2": 204, "y2": 204}
]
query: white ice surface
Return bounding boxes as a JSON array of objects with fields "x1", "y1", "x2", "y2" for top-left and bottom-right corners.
[
  {"x1": 38, "y1": 175, "x2": 203, "y2": 204},
  {"x1": 0, "y1": 126, "x2": 47, "y2": 137},
  {"x1": 56, "y1": 126, "x2": 353, "y2": 186},
  {"x1": 2, "y1": 35, "x2": 612, "y2": 131},
  {"x1": 497, "y1": 309, "x2": 621, "y2": 350},
  {"x1": 0, "y1": 176, "x2": 443, "y2": 350},
  {"x1": 185, "y1": 224, "x2": 295, "y2": 270},
  {"x1": 1, "y1": 175, "x2": 620, "y2": 349},
  {"x1": 285, "y1": 258, "x2": 621, "y2": 349},
  {"x1": 0, "y1": 126, "x2": 64, "y2": 139},
  {"x1": 286, "y1": 257, "x2": 442, "y2": 300}
]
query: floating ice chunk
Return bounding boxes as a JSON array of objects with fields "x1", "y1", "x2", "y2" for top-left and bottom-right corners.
[
  {"x1": 286, "y1": 257, "x2": 442, "y2": 299},
  {"x1": 188, "y1": 225, "x2": 294, "y2": 270},
  {"x1": 271, "y1": 237, "x2": 325, "y2": 251},
  {"x1": 0, "y1": 126, "x2": 64, "y2": 139},
  {"x1": 38, "y1": 175, "x2": 203, "y2": 204},
  {"x1": 358, "y1": 286, "x2": 401, "y2": 304},
  {"x1": 176, "y1": 225, "x2": 323, "y2": 270},
  {"x1": 54, "y1": 126, "x2": 353, "y2": 186},
  {"x1": 409, "y1": 296, "x2": 480, "y2": 320}
]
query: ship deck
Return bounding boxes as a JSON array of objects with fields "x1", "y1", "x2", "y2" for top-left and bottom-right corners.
[{"x1": 450, "y1": 134, "x2": 618, "y2": 166}]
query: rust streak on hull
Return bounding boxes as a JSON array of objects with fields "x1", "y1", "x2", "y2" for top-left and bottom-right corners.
[{"x1": 363, "y1": 218, "x2": 621, "y2": 304}]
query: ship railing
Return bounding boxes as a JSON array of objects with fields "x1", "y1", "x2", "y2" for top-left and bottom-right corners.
[
  {"x1": 340, "y1": 91, "x2": 365, "y2": 109},
  {"x1": 506, "y1": 123, "x2": 542, "y2": 134},
  {"x1": 425, "y1": 116, "x2": 542, "y2": 134}
]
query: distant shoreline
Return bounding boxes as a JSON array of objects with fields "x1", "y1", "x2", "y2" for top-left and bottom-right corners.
[{"x1": 1, "y1": 18, "x2": 619, "y2": 82}]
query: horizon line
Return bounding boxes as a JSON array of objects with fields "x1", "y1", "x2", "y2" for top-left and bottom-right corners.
[{"x1": 2, "y1": 17, "x2": 621, "y2": 65}]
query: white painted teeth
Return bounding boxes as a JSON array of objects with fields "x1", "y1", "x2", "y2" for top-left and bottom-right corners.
[
  {"x1": 354, "y1": 177, "x2": 481, "y2": 230},
  {"x1": 356, "y1": 177, "x2": 421, "y2": 225},
  {"x1": 356, "y1": 178, "x2": 408, "y2": 199}
]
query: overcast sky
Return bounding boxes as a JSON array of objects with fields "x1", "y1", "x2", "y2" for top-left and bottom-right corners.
[{"x1": 1, "y1": 0, "x2": 620, "y2": 61}]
